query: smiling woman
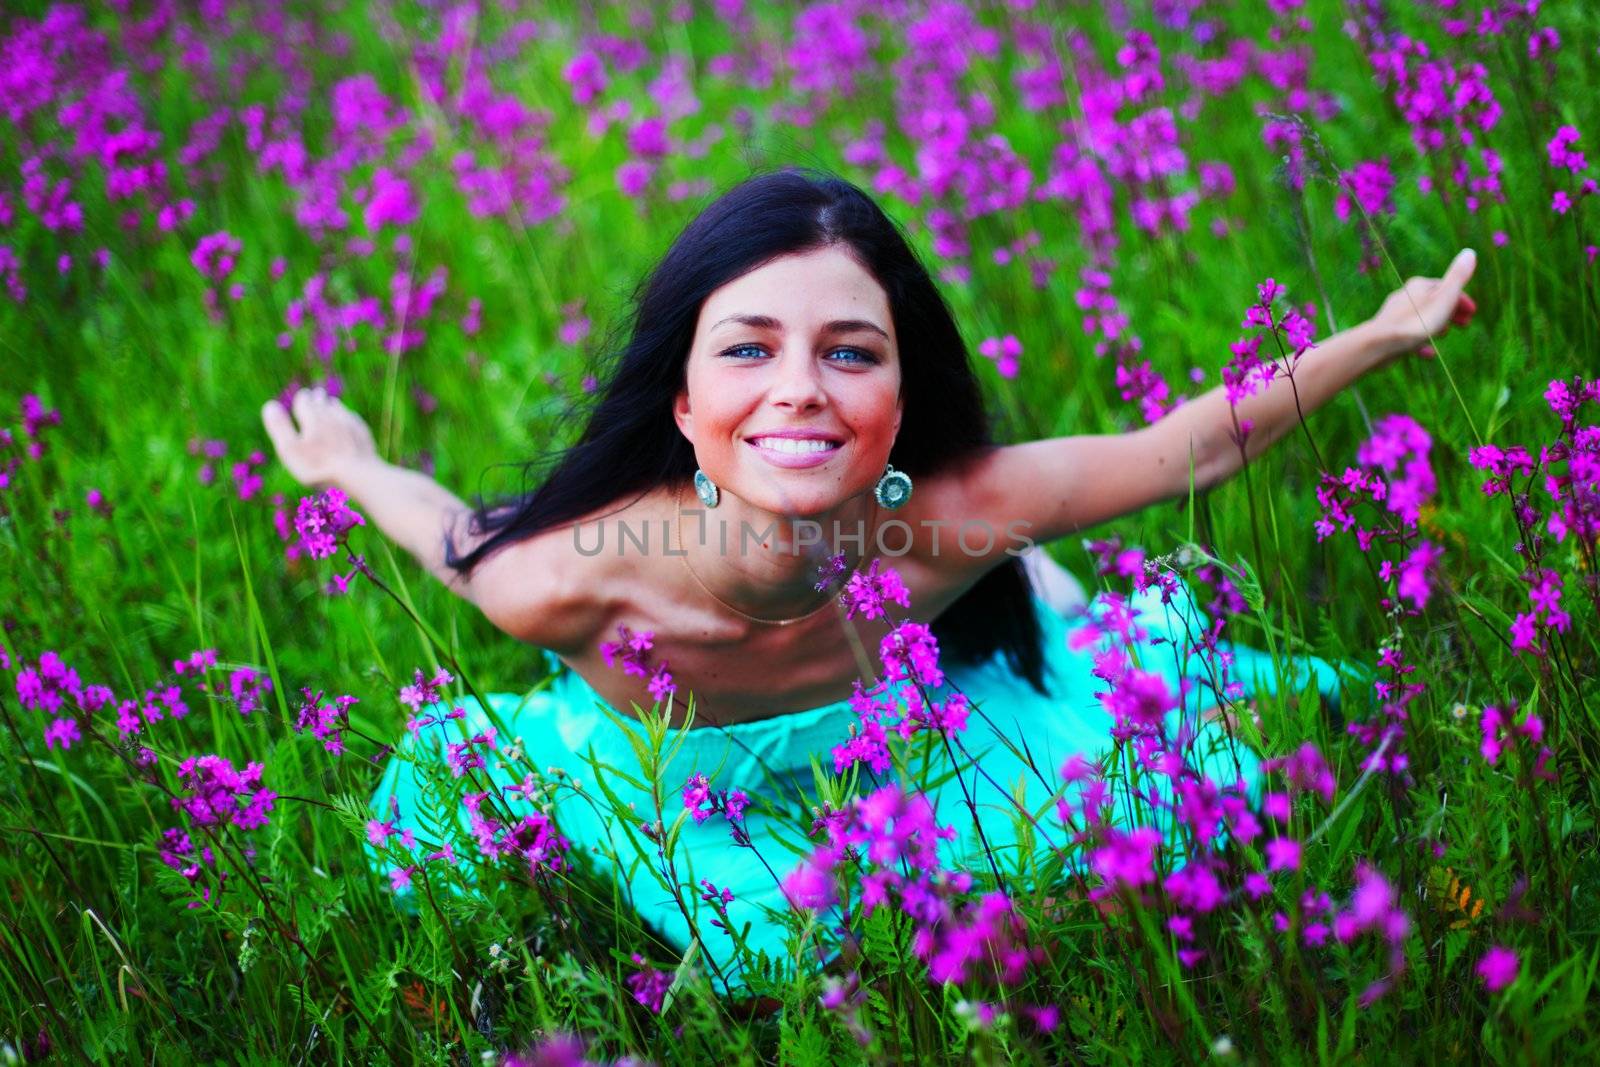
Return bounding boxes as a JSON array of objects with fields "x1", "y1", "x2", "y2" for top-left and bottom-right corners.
[
  {"x1": 672, "y1": 248, "x2": 903, "y2": 550},
  {"x1": 260, "y1": 167, "x2": 1474, "y2": 985}
]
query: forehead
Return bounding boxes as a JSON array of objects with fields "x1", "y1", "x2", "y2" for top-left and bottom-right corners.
[{"x1": 696, "y1": 246, "x2": 893, "y2": 337}]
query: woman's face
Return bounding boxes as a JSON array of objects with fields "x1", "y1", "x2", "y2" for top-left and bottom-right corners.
[{"x1": 674, "y1": 245, "x2": 902, "y2": 517}]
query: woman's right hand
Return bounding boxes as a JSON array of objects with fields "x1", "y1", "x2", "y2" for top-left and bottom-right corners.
[
  {"x1": 1366, "y1": 248, "x2": 1479, "y2": 363},
  {"x1": 260, "y1": 386, "x2": 379, "y2": 489}
]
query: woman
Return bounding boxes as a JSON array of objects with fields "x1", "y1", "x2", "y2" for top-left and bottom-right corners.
[{"x1": 261, "y1": 169, "x2": 1476, "y2": 985}]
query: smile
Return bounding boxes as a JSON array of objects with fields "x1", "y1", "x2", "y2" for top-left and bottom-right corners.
[
  {"x1": 747, "y1": 437, "x2": 840, "y2": 454},
  {"x1": 745, "y1": 436, "x2": 843, "y2": 468}
]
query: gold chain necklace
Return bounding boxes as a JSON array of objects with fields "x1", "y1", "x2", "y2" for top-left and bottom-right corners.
[{"x1": 675, "y1": 487, "x2": 877, "y2": 626}]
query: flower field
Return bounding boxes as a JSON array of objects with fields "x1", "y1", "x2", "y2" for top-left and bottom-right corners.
[{"x1": 3, "y1": 0, "x2": 1599, "y2": 1063}]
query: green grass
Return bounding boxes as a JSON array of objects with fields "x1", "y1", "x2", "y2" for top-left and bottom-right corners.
[{"x1": 2, "y1": 0, "x2": 1599, "y2": 1063}]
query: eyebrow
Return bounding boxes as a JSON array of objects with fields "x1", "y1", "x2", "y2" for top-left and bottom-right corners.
[{"x1": 709, "y1": 313, "x2": 890, "y2": 340}]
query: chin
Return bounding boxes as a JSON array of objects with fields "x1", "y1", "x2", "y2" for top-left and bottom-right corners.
[
  {"x1": 734, "y1": 476, "x2": 862, "y2": 519},
  {"x1": 739, "y1": 488, "x2": 843, "y2": 519}
]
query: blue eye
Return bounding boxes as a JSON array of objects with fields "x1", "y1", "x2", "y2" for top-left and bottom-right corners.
[
  {"x1": 716, "y1": 344, "x2": 880, "y2": 364},
  {"x1": 827, "y1": 347, "x2": 877, "y2": 365}
]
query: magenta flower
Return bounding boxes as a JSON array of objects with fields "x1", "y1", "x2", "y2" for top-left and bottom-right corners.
[
  {"x1": 228, "y1": 667, "x2": 272, "y2": 716},
  {"x1": 1335, "y1": 863, "x2": 1410, "y2": 945},
  {"x1": 841, "y1": 559, "x2": 910, "y2": 620},
  {"x1": 977, "y1": 334, "x2": 1022, "y2": 378},
  {"x1": 292, "y1": 487, "x2": 365, "y2": 560},
  {"x1": 599, "y1": 625, "x2": 654, "y2": 677},
  {"x1": 462, "y1": 789, "x2": 572, "y2": 879},
  {"x1": 625, "y1": 117, "x2": 670, "y2": 159},
  {"x1": 599, "y1": 624, "x2": 674, "y2": 704},
  {"x1": 917, "y1": 890, "x2": 1038, "y2": 985},
  {"x1": 1476, "y1": 944, "x2": 1519, "y2": 992},
  {"x1": 173, "y1": 649, "x2": 217, "y2": 676},
  {"x1": 682, "y1": 772, "x2": 713, "y2": 825},
  {"x1": 680, "y1": 774, "x2": 748, "y2": 833},
  {"x1": 397, "y1": 666, "x2": 454, "y2": 712},
  {"x1": 564, "y1": 50, "x2": 608, "y2": 105},
  {"x1": 362, "y1": 167, "x2": 418, "y2": 231},
  {"x1": 446, "y1": 729, "x2": 496, "y2": 777},
  {"x1": 190, "y1": 231, "x2": 242, "y2": 282},
  {"x1": 1547, "y1": 126, "x2": 1586, "y2": 172},
  {"x1": 293, "y1": 687, "x2": 359, "y2": 755},
  {"x1": 12, "y1": 649, "x2": 115, "y2": 750},
  {"x1": 172, "y1": 754, "x2": 275, "y2": 831},
  {"x1": 905, "y1": 691, "x2": 971, "y2": 736},
  {"x1": 616, "y1": 160, "x2": 653, "y2": 198},
  {"x1": 367, "y1": 818, "x2": 395, "y2": 847},
  {"x1": 781, "y1": 858, "x2": 837, "y2": 910},
  {"x1": 877, "y1": 622, "x2": 943, "y2": 688},
  {"x1": 832, "y1": 682, "x2": 894, "y2": 775},
  {"x1": 43, "y1": 717, "x2": 81, "y2": 749},
  {"x1": 787, "y1": 784, "x2": 954, "y2": 908},
  {"x1": 558, "y1": 301, "x2": 591, "y2": 346},
  {"x1": 1479, "y1": 701, "x2": 1554, "y2": 780},
  {"x1": 1335, "y1": 158, "x2": 1397, "y2": 221},
  {"x1": 1265, "y1": 742, "x2": 1338, "y2": 805},
  {"x1": 646, "y1": 661, "x2": 676, "y2": 704},
  {"x1": 625, "y1": 953, "x2": 673, "y2": 1014},
  {"x1": 1090, "y1": 826, "x2": 1163, "y2": 890},
  {"x1": 1266, "y1": 837, "x2": 1303, "y2": 872},
  {"x1": 1382, "y1": 539, "x2": 1444, "y2": 610}
]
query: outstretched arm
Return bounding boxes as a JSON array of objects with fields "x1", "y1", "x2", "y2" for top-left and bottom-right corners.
[
  {"x1": 1162, "y1": 248, "x2": 1479, "y2": 489},
  {"x1": 927, "y1": 249, "x2": 1479, "y2": 558},
  {"x1": 260, "y1": 388, "x2": 605, "y2": 652},
  {"x1": 261, "y1": 387, "x2": 472, "y2": 592}
]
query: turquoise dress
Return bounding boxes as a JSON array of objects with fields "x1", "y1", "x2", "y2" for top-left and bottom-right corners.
[{"x1": 367, "y1": 585, "x2": 1340, "y2": 988}]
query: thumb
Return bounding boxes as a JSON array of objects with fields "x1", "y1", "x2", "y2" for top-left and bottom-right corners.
[{"x1": 1444, "y1": 247, "x2": 1477, "y2": 289}]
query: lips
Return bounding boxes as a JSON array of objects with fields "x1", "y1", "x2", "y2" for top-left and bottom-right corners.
[
  {"x1": 744, "y1": 433, "x2": 844, "y2": 468},
  {"x1": 746, "y1": 436, "x2": 841, "y2": 454}
]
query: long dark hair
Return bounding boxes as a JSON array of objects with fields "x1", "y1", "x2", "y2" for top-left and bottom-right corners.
[{"x1": 447, "y1": 168, "x2": 1046, "y2": 693}]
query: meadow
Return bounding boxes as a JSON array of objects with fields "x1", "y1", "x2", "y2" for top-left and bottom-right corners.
[{"x1": 3, "y1": 0, "x2": 1599, "y2": 1063}]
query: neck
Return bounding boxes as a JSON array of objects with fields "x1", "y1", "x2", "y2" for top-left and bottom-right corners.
[{"x1": 678, "y1": 483, "x2": 876, "y2": 618}]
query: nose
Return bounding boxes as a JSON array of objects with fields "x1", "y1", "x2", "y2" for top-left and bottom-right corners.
[{"x1": 766, "y1": 347, "x2": 827, "y2": 413}]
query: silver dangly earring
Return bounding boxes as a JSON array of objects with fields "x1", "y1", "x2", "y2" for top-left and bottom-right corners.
[
  {"x1": 693, "y1": 468, "x2": 720, "y2": 508},
  {"x1": 874, "y1": 463, "x2": 913, "y2": 510}
]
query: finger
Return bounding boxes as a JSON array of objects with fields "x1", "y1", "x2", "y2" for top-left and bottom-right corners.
[
  {"x1": 1451, "y1": 293, "x2": 1477, "y2": 325},
  {"x1": 1418, "y1": 344, "x2": 1436, "y2": 360},
  {"x1": 261, "y1": 400, "x2": 295, "y2": 441},
  {"x1": 1444, "y1": 247, "x2": 1477, "y2": 288},
  {"x1": 292, "y1": 387, "x2": 318, "y2": 429}
]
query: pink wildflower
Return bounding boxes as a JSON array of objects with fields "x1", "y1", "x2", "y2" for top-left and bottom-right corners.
[
  {"x1": 625, "y1": 954, "x2": 673, "y2": 1014},
  {"x1": 1476, "y1": 945, "x2": 1519, "y2": 992},
  {"x1": 292, "y1": 488, "x2": 365, "y2": 560},
  {"x1": 841, "y1": 559, "x2": 911, "y2": 620}
]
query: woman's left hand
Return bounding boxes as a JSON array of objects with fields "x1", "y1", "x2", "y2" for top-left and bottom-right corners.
[{"x1": 1367, "y1": 248, "x2": 1479, "y2": 363}]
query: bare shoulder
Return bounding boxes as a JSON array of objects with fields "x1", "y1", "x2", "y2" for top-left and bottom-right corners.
[
  {"x1": 459, "y1": 493, "x2": 659, "y2": 656},
  {"x1": 907, "y1": 430, "x2": 1187, "y2": 554},
  {"x1": 891, "y1": 447, "x2": 1017, "y2": 575}
]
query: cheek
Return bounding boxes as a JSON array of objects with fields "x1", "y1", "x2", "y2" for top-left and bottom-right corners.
[
  {"x1": 684, "y1": 364, "x2": 753, "y2": 442},
  {"x1": 843, "y1": 379, "x2": 902, "y2": 449}
]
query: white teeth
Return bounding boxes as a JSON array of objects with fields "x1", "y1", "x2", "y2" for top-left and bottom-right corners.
[{"x1": 752, "y1": 437, "x2": 838, "y2": 454}]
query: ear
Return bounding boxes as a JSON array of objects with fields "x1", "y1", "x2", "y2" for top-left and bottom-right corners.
[{"x1": 672, "y1": 383, "x2": 694, "y2": 443}]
